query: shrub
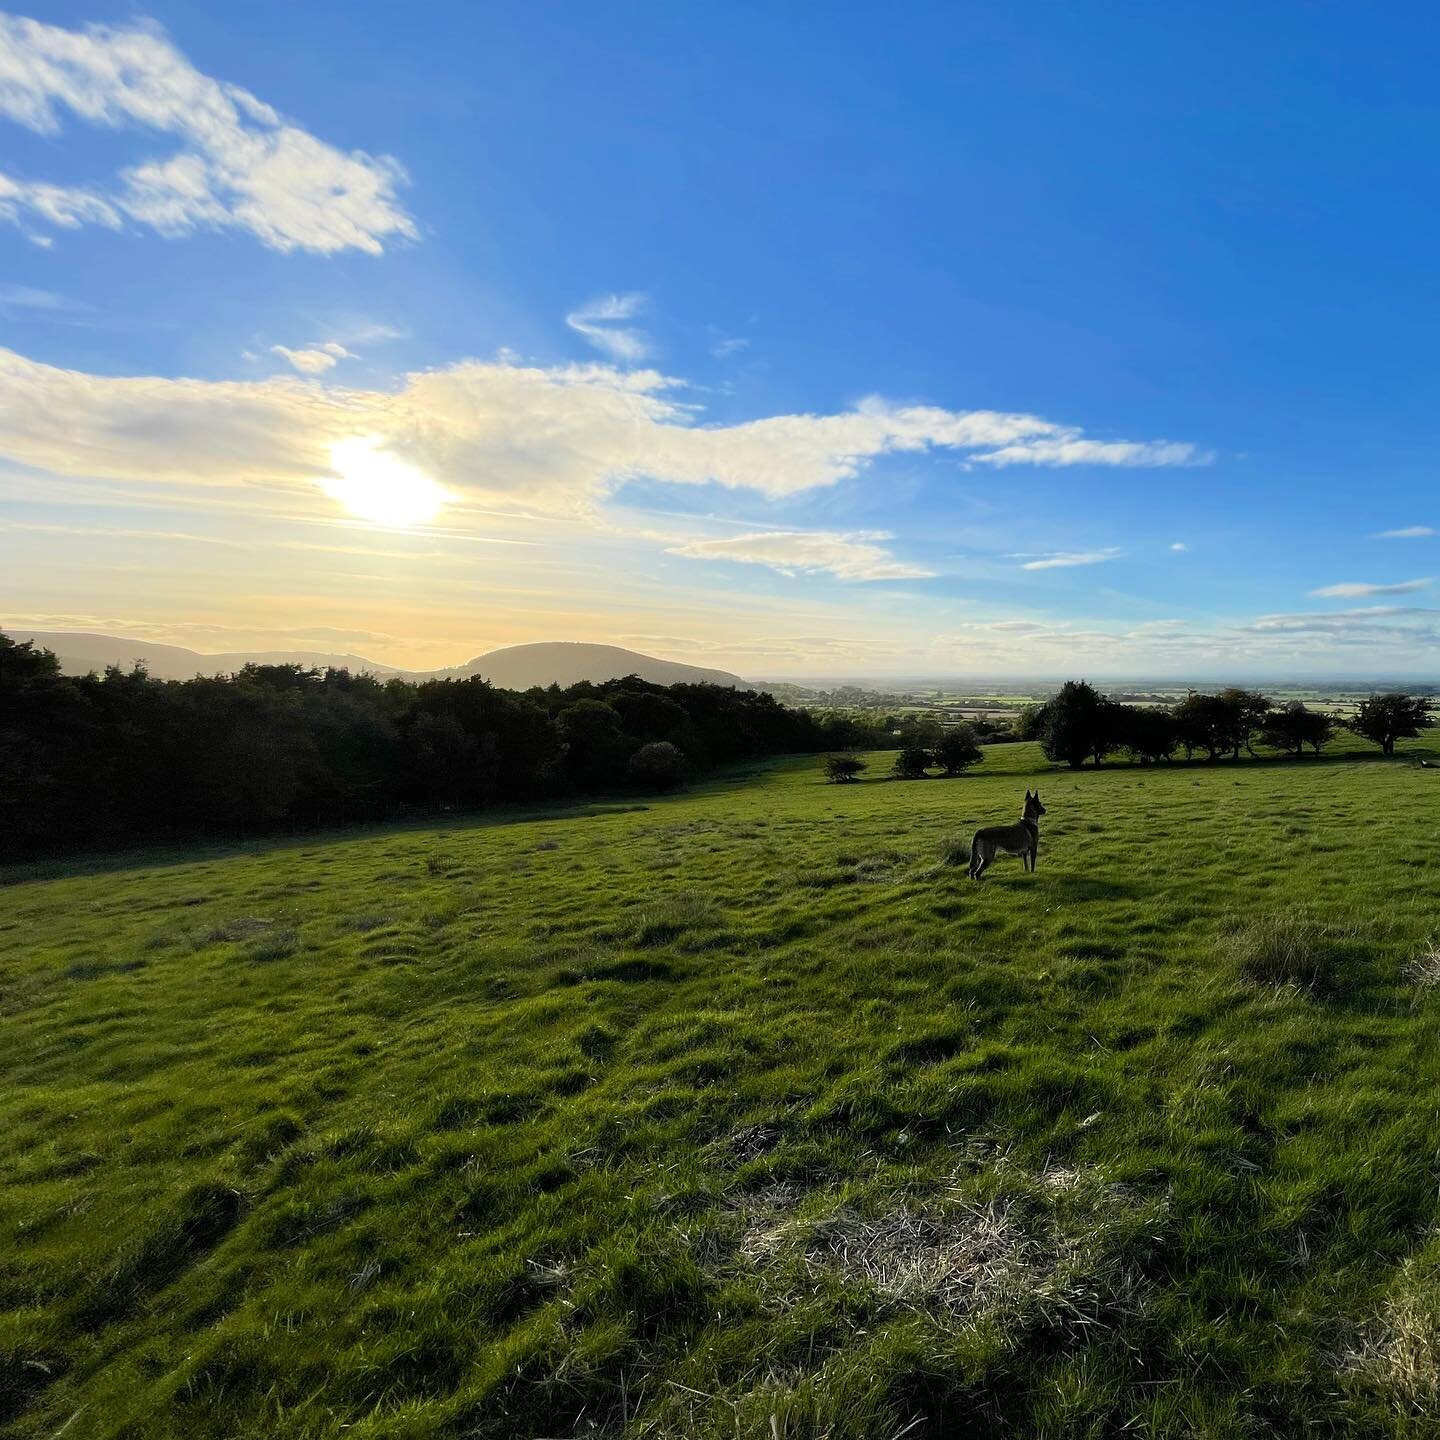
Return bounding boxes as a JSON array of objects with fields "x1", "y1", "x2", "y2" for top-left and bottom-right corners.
[
  {"x1": 934, "y1": 725, "x2": 983, "y2": 776},
  {"x1": 892, "y1": 746, "x2": 933, "y2": 779},
  {"x1": 627, "y1": 741, "x2": 687, "y2": 791},
  {"x1": 824, "y1": 754, "x2": 867, "y2": 784}
]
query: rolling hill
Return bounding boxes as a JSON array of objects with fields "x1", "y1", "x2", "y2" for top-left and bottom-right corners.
[
  {"x1": 439, "y1": 641, "x2": 745, "y2": 689},
  {"x1": 5, "y1": 631, "x2": 748, "y2": 689}
]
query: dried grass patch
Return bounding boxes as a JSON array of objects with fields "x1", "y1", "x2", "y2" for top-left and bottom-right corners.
[
  {"x1": 723, "y1": 1157, "x2": 1155, "y2": 1333},
  {"x1": 1343, "y1": 1254, "x2": 1440, "y2": 1413}
]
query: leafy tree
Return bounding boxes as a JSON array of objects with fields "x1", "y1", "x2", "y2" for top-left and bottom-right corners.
[
  {"x1": 892, "y1": 745, "x2": 933, "y2": 779},
  {"x1": 1115, "y1": 705, "x2": 1178, "y2": 763},
  {"x1": 627, "y1": 740, "x2": 687, "y2": 791},
  {"x1": 558, "y1": 698, "x2": 629, "y2": 788},
  {"x1": 896, "y1": 714, "x2": 945, "y2": 749},
  {"x1": 1215, "y1": 688, "x2": 1272, "y2": 759},
  {"x1": 934, "y1": 724, "x2": 984, "y2": 775},
  {"x1": 824, "y1": 754, "x2": 867, "y2": 783},
  {"x1": 609, "y1": 687, "x2": 688, "y2": 740},
  {"x1": 1261, "y1": 702, "x2": 1335, "y2": 758},
  {"x1": 1039, "y1": 680, "x2": 1118, "y2": 768},
  {"x1": 1013, "y1": 703, "x2": 1046, "y2": 741},
  {"x1": 1172, "y1": 692, "x2": 1240, "y2": 761},
  {"x1": 1349, "y1": 693, "x2": 1435, "y2": 755}
]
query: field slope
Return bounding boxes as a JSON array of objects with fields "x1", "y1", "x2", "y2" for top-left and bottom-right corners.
[{"x1": 4, "y1": 739, "x2": 1440, "y2": 1438}]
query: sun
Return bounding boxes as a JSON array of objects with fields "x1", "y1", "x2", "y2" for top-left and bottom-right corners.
[{"x1": 323, "y1": 436, "x2": 450, "y2": 527}]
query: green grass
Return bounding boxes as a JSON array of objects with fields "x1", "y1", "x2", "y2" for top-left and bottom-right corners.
[{"x1": 3, "y1": 737, "x2": 1440, "y2": 1438}]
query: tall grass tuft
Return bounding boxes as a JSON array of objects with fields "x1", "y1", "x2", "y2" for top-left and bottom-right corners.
[{"x1": 1223, "y1": 912, "x2": 1369, "y2": 995}]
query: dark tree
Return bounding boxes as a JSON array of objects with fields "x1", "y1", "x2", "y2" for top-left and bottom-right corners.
[
  {"x1": 1215, "y1": 688, "x2": 1273, "y2": 759},
  {"x1": 824, "y1": 755, "x2": 867, "y2": 783},
  {"x1": 1261, "y1": 702, "x2": 1335, "y2": 758},
  {"x1": 1172, "y1": 692, "x2": 1231, "y2": 761},
  {"x1": 0, "y1": 629, "x2": 964, "y2": 858},
  {"x1": 557, "y1": 698, "x2": 628, "y2": 788},
  {"x1": 892, "y1": 745, "x2": 933, "y2": 779},
  {"x1": 1349, "y1": 693, "x2": 1435, "y2": 755},
  {"x1": 1116, "y1": 705, "x2": 1178, "y2": 763},
  {"x1": 626, "y1": 740, "x2": 687, "y2": 791},
  {"x1": 1038, "y1": 680, "x2": 1118, "y2": 768},
  {"x1": 934, "y1": 724, "x2": 984, "y2": 776}
]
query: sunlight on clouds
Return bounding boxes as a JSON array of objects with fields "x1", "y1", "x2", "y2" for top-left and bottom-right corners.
[
  {"x1": 322, "y1": 437, "x2": 450, "y2": 528},
  {"x1": 0, "y1": 348, "x2": 1206, "y2": 517}
]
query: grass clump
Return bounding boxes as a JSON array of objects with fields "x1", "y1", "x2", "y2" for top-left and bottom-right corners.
[
  {"x1": 1405, "y1": 939, "x2": 1440, "y2": 991},
  {"x1": 1225, "y1": 911, "x2": 1368, "y2": 995},
  {"x1": 1345, "y1": 1251, "x2": 1440, "y2": 1415}
]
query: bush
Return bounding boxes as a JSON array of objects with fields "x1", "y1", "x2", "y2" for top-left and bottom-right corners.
[
  {"x1": 892, "y1": 745, "x2": 933, "y2": 779},
  {"x1": 1349, "y1": 693, "x2": 1435, "y2": 756},
  {"x1": 824, "y1": 754, "x2": 867, "y2": 783},
  {"x1": 626, "y1": 741, "x2": 687, "y2": 791},
  {"x1": 934, "y1": 725, "x2": 983, "y2": 775}
]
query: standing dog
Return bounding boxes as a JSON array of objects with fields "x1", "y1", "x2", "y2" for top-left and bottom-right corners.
[{"x1": 968, "y1": 790, "x2": 1046, "y2": 880}]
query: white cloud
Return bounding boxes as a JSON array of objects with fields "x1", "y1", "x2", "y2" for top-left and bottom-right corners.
[
  {"x1": 667, "y1": 530, "x2": 933, "y2": 582},
  {"x1": 1308, "y1": 578, "x2": 1432, "y2": 598},
  {"x1": 270, "y1": 342, "x2": 353, "y2": 376},
  {"x1": 973, "y1": 438, "x2": 1208, "y2": 468},
  {"x1": 565, "y1": 293, "x2": 652, "y2": 363},
  {"x1": 0, "y1": 347, "x2": 1207, "y2": 523},
  {"x1": 1013, "y1": 547, "x2": 1123, "y2": 571},
  {"x1": 0, "y1": 14, "x2": 417, "y2": 254},
  {"x1": 1375, "y1": 525, "x2": 1435, "y2": 539},
  {"x1": 1170, "y1": 541, "x2": 1188, "y2": 552},
  {"x1": 711, "y1": 336, "x2": 750, "y2": 359}
]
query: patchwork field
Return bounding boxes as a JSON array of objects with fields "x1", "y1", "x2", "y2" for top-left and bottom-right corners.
[{"x1": 4, "y1": 737, "x2": 1440, "y2": 1438}]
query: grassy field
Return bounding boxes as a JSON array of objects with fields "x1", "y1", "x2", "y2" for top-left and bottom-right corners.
[{"x1": 4, "y1": 736, "x2": 1440, "y2": 1438}]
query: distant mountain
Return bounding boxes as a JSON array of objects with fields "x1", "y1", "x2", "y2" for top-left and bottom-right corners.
[
  {"x1": 441, "y1": 642, "x2": 746, "y2": 689},
  {"x1": 6, "y1": 631, "x2": 748, "y2": 690},
  {"x1": 5, "y1": 632, "x2": 412, "y2": 682}
]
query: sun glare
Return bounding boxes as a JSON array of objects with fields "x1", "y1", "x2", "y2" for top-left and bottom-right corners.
[{"x1": 324, "y1": 436, "x2": 450, "y2": 527}]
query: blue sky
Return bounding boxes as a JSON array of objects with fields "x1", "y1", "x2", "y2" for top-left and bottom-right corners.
[{"x1": 1, "y1": 2, "x2": 1437, "y2": 676}]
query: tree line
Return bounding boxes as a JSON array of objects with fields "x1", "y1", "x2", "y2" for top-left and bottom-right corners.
[
  {"x1": 1017, "y1": 680, "x2": 1433, "y2": 768},
  {"x1": 0, "y1": 633, "x2": 891, "y2": 857}
]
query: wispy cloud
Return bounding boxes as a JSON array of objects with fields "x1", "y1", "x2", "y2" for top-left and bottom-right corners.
[
  {"x1": 1013, "y1": 547, "x2": 1123, "y2": 571},
  {"x1": 711, "y1": 335, "x2": 750, "y2": 359},
  {"x1": 565, "y1": 293, "x2": 652, "y2": 363},
  {"x1": 973, "y1": 438, "x2": 1208, "y2": 468},
  {"x1": 1169, "y1": 541, "x2": 1188, "y2": 552},
  {"x1": 667, "y1": 530, "x2": 933, "y2": 582},
  {"x1": 270, "y1": 342, "x2": 353, "y2": 376},
  {"x1": 1375, "y1": 525, "x2": 1435, "y2": 539},
  {"x1": 1308, "y1": 578, "x2": 1432, "y2": 598},
  {"x1": 0, "y1": 14, "x2": 417, "y2": 254},
  {"x1": 0, "y1": 282, "x2": 85, "y2": 312}
]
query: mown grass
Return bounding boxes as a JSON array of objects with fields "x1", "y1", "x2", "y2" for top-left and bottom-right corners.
[{"x1": 3, "y1": 736, "x2": 1440, "y2": 1438}]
